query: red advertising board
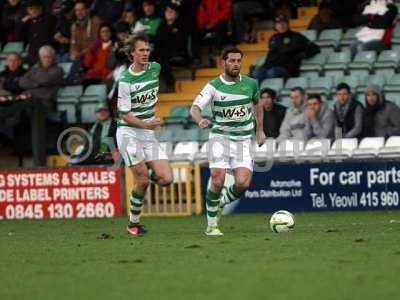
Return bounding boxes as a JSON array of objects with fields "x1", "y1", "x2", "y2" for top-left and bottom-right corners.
[{"x1": 0, "y1": 167, "x2": 123, "y2": 220}]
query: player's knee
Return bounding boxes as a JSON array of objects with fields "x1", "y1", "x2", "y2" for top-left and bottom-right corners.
[
  {"x1": 211, "y1": 175, "x2": 225, "y2": 191},
  {"x1": 137, "y1": 176, "x2": 150, "y2": 190},
  {"x1": 235, "y1": 177, "x2": 251, "y2": 191},
  {"x1": 158, "y1": 172, "x2": 173, "y2": 186}
]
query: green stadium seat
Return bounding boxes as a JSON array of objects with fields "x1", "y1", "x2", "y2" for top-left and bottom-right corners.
[
  {"x1": 280, "y1": 77, "x2": 308, "y2": 96},
  {"x1": 348, "y1": 51, "x2": 376, "y2": 78},
  {"x1": 278, "y1": 95, "x2": 291, "y2": 107},
  {"x1": 253, "y1": 55, "x2": 266, "y2": 67},
  {"x1": 373, "y1": 50, "x2": 400, "y2": 80},
  {"x1": 356, "y1": 93, "x2": 367, "y2": 106},
  {"x1": 199, "y1": 128, "x2": 211, "y2": 142},
  {"x1": 300, "y1": 29, "x2": 317, "y2": 42},
  {"x1": 80, "y1": 84, "x2": 107, "y2": 102},
  {"x1": 327, "y1": 99, "x2": 335, "y2": 110},
  {"x1": 0, "y1": 42, "x2": 24, "y2": 59},
  {"x1": 0, "y1": 60, "x2": 5, "y2": 72},
  {"x1": 316, "y1": 29, "x2": 343, "y2": 52},
  {"x1": 58, "y1": 62, "x2": 72, "y2": 78},
  {"x1": 56, "y1": 86, "x2": 84, "y2": 123},
  {"x1": 300, "y1": 53, "x2": 327, "y2": 79},
  {"x1": 339, "y1": 28, "x2": 360, "y2": 49},
  {"x1": 172, "y1": 127, "x2": 201, "y2": 142},
  {"x1": 260, "y1": 78, "x2": 284, "y2": 93},
  {"x1": 80, "y1": 103, "x2": 99, "y2": 123},
  {"x1": 323, "y1": 51, "x2": 351, "y2": 79},
  {"x1": 156, "y1": 128, "x2": 174, "y2": 142},
  {"x1": 164, "y1": 105, "x2": 191, "y2": 125},
  {"x1": 384, "y1": 74, "x2": 400, "y2": 92},
  {"x1": 384, "y1": 91, "x2": 400, "y2": 106},
  {"x1": 332, "y1": 75, "x2": 360, "y2": 95},
  {"x1": 356, "y1": 74, "x2": 386, "y2": 94},
  {"x1": 391, "y1": 24, "x2": 400, "y2": 46},
  {"x1": 308, "y1": 76, "x2": 334, "y2": 96}
]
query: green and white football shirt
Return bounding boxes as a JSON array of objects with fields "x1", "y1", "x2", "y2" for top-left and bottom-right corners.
[
  {"x1": 193, "y1": 75, "x2": 259, "y2": 140},
  {"x1": 117, "y1": 62, "x2": 161, "y2": 127}
]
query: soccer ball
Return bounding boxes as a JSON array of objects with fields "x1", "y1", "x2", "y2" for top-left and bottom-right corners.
[{"x1": 269, "y1": 210, "x2": 295, "y2": 233}]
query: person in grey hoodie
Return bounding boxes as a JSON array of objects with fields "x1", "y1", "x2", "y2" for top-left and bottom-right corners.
[
  {"x1": 363, "y1": 84, "x2": 400, "y2": 138},
  {"x1": 277, "y1": 87, "x2": 308, "y2": 141},
  {"x1": 305, "y1": 93, "x2": 335, "y2": 140}
]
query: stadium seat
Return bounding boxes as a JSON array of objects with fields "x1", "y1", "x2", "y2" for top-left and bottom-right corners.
[
  {"x1": 300, "y1": 52, "x2": 327, "y2": 79},
  {"x1": 356, "y1": 74, "x2": 386, "y2": 94},
  {"x1": 348, "y1": 51, "x2": 377, "y2": 78},
  {"x1": 378, "y1": 136, "x2": 400, "y2": 158},
  {"x1": 156, "y1": 128, "x2": 174, "y2": 142},
  {"x1": 307, "y1": 76, "x2": 334, "y2": 96},
  {"x1": 339, "y1": 27, "x2": 360, "y2": 50},
  {"x1": 253, "y1": 139, "x2": 276, "y2": 162},
  {"x1": 194, "y1": 141, "x2": 208, "y2": 161},
  {"x1": 80, "y1": 84, "x2": 107, "y2": 102},
  {"x1": 356, "y1": 93, "x2": 367, "y2": 106},
  {"x1": 327, "y1": 138, "x2": 358, "y2": 159},
  {"x1": 172, "y1": 127, "x2": 200, "y2": 142},
  {"x1": 80, "y1": 103, "x2": 98, "y2": 123},
  {"x1": 260, "y1": 78, "x2": 284, "y2": 93},
  {"x1": 327, "y1": 99, "x2": 336, "y2": 109},
  {"x1": 373, "y1": 50, "x2": 400, "y2": 80},
  {"x1": 56, "y1": 86, "x2": 83, "y2": 123},
  {"x1": 201, "y1": 105, "x2": 213, "y2": 119},
  {"x1": 323, "y1": 51, "x2": 351, "y2": 79},
  {"x1": 300, "y1": 138, "x2": 331, "y2": 161},
  {"x1": 300, "y1": 29, "x2": 317, "y2": 42},
  {"x1": 253, "y1": 55, "x2": 266, "y2": 67},
  {"x1": 0, "y1": 42, "x2": 24, "y2": 58},
  {"x1": 164, "y1": 105, "x2": 191, "y2": 125},
  {"x1": 280, "y1": 77, "x2": 308, "y2": 96},
  {"x1": 59, "y1": 62, "x2": 72, "y2": 78},
  {"x1": 315, "y1": 29, "x2": 343, "y2": 52},
  {"x1": 278, "y1": 95, "x2": 291, "y2": 107},
  {"x1": 332, "y1": 75, "x2": 360, "y2": 95},
  {"x1": 384, "y1": 74, "x2": 400, "y2": 92},
  {"x1": 352, "y1": 137, "x2": 385, "y2": 159},
  {"x1": 391, "y1": 24, "x2": 400, "y2": 47},
  {"x1": 171, "y1": 141, "x2": 200, "y2": 162},
  {"x1": 273, "y1": 139, "x2": 305, "y2": 161},
  {"x1": 199, "y1": 128, "x2": 210, "y2": 142},
  {"x1": 0, "y1": 60, "x2": 5, "y2": 72}
]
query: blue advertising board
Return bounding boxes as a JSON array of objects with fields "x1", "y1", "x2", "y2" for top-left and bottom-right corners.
[{"x1": 200, "y1": 160, "x2": 400, "y2": 213}]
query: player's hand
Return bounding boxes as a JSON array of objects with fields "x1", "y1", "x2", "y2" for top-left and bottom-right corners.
[
  {"x1": 256, "y1": 130, "x2": 266, "y2": 146},
  {"x1": 198, "y1": 118, "x2": 212, "y2": 129},
  {"x1": 144, "y1": 118, "x2": 163, "y2": 129}
]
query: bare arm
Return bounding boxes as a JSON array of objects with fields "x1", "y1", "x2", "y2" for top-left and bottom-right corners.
[
  {"x1": 255, "y1": 101, "x2": 266, "y2": 145},
  {"x1": 191, "y1": 105, "x2": 211, "y2": 128}
]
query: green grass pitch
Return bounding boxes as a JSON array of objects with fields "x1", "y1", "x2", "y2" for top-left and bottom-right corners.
[{"x1": 1, "y1": 211, "x2": 400, "y2": 300}]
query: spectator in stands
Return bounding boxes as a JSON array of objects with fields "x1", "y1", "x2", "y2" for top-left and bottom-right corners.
[
  {"x1": 308, "y1": 1, "x2": 341, "y2": 33},
  {"x1": 333, "y1": 83, "x2": 363, "y2": 139},
  {"x1": 351, "y1": 0, "x2": 398, "y2": 56},
  {"x1": 305, "y1": 93, "x2": 335, "y2": 140},
  {"x1": 197, "y1": 0, "x2": 233, "y2": 54},
  {"x1": 232, "y1": 0, "x2": 265, "y2": 43},
  {"x1": 91, "y1": 0, "x2": 125, "y2": 24},
  {"x1": 252, "y1": 15, "x2": 320, "y2": 83},
  {"x1": 122, "y1": 9, "x2": 137, "y2": 33},
  {"x1": 83, "y1": 23, "x2": 114, "y2": 85},
  {"x1": 1, "y1": 0, "x2": 25, "y2": 44},
  {"x1": 277, "y1": 87, "x2": 308, "y2": 141},
  {"x1": 68, "y1": 0, "x2": 101, "y2": 84},
  {"x1": 19, "y1": 45, "x2": 64, "y2": 166},
  {"x1": 17, "y1": 0, "x2": 57, "y2": 64},
  {"x1": 70, "y1": 0, "x2": 102, "y2": 61},
  {"x1": 54, "y1": 1, "x2": 74, "y2": 63},
  {"x1": 259, "y1": 88, "x2": 286, "y2": 139},
  {"x1": 74, "y1": 102, "x2": 119, "y2": 165},
  {"x1": 0, "y1": 53, "x2": 27, "y2": 101},
  {"x1": 363, "y1": 84, "x2": 400, "y2": 138},
  {"x1": 133, "y1": 0, "x2": 162, "y2": 40},
  {"x1": 153, "y1": 1, "x2": 189, "y2": 91}
]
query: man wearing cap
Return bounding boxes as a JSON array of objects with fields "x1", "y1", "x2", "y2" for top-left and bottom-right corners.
[
  {"x1": 16, "y1": 0, "x2": 57, "y2": 64},
  {"x1": 252, "y1": 14, "x2": 319, "y2": 83}
]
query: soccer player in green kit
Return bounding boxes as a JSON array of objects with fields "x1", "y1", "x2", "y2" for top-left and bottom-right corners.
[
  {"x1": 191, "y1": 47, "x2": 266, "y2": 236},
  {"x1": 116, "y1": 34, "x2": 173, "y2": 236}
]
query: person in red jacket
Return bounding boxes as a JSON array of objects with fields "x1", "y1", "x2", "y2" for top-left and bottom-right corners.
[
  {"x1": 197, "y1": 0, "x2": 232, "y2": 57},
  {"x1": 83, "y1": 23, "x2": 115, "y2": 85}
]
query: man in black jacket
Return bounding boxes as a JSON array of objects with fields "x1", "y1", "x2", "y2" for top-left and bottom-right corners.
[
  {"x1": 259, "y1": 88, "x2": 286, "y2": 139},
  {"x1": 0, "y1": 53, "x2": 27, "y2": 100},
  {"x1": 252, "y1": 14, "x2": 320, "y2": 83},
  {"x1": 333, "y1": 82, "x2": 363, "y2": 139}
]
